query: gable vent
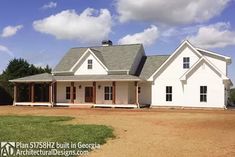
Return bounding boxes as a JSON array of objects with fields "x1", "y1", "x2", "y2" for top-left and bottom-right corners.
[{"x1": 102, "y1": 40, "x2": 113, "y2": 46}]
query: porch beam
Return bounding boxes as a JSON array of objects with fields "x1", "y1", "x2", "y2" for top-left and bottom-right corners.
[
  {"x1": 112, "y1": 81, "x2": 116, "y2": 104},
  {"x1": 70, "y1": 82, "x2": 74, "y2": 103},
  {"x1": 93, "y1": 82, "x2": 96, "y2": 104},
  {"x1": 135, "y1": 81, "x2": 139, "y2": 108}
]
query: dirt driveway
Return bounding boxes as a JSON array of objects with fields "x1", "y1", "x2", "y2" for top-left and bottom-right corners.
[{"x1": 0, "y1": 106, "x2": 235, "y2": 157}]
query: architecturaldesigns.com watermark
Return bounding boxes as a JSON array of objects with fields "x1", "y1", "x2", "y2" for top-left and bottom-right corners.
[{"x1": 0, "y1": 142, "x2": 100, "y2": 156}]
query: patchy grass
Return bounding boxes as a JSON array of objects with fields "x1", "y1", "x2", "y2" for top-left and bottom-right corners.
[{"x1": 0, "y1": 116, "x2": 114, "y2": 156}]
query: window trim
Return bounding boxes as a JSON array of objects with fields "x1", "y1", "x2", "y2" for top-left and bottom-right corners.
[
  {"x1": 104, "y1": 86, "x2": 113, "y2": 100},
  {"x1": 66, "y1": 86, "x2": 76, "y2": 100},
  {"x1": 183, "y1": 57, "x2": 190, "y2": 69},
  {"x1": 200, "y1": 86, "x2": 207, "y2": 102},
  {"x1": 87, "y1": 59, "x2": 93, "y2": 69},
  {"x1": 166, "y1": 86, "x2": 172, "y2": 102}
]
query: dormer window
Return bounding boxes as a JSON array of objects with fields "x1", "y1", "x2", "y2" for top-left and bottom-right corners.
[
  {"x1": 87, "y1": 59, "x2": 92, "y2": 69},
  {"x1": 183, "y1": 57, "x2": 190, "y2": 69}
]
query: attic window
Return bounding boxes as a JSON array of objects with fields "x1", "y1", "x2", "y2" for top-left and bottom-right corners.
[
  {"x1": 183, "y1": 57, "x2": 190, "y2": 69},
  {"x1": 87, "y1": 59, "x2": 92, "y2": 69}
]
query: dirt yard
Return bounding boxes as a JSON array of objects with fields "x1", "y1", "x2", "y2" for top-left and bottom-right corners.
[{"x1": 0, "y1": 106, "x2": 235, "y2": 157}]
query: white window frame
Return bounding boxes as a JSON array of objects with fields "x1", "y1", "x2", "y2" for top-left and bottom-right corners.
[
  {"x1": 87, "y1": 59, "x2": 93, "y2": 69},
  {"x1": 104, "y1": 86, "x2": 113, "y2": 100},
  {"x1": 166, "y1": 86, "x2": 172, "y2": 102},
  {"x1": 183, "y1": 57, "x2": 190, "y2": 69},
  {"x1": 200, "y1": 86, "x2": 207, "y2": 102}
]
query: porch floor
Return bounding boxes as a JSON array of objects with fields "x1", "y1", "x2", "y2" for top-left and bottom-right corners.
[{"x1": 14, "y1": 102, "x2": 138, "y2": 108}]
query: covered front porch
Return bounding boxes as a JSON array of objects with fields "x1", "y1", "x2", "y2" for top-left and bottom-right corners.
[{"x1": 10, "y1": 73, "x2": 142, "y2": 108}]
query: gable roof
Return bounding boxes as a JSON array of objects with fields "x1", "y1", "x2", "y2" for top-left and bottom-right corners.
[
  {"x1": 137, "y1": 55, "x2": 169, "y2": 79},
  {"x1": 180, "y1": 57, "x2": 229, "y2": 81},
  {"x1": 53, "y1": 44, "x2": 143, "y2": 74},
  {"x1": 148, "y1": 40, "x2": 202, "y2": 80},
  {"x1": 70, "y1": 48, "x2": 108, "y2": 72},
  {"x1": 196, "y1": 48, "x2": 231, "y2": 64}
]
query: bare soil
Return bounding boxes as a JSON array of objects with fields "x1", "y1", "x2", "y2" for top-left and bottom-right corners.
[{"x1": 0, "y1": 106, "x2": 235, "y2": 157}]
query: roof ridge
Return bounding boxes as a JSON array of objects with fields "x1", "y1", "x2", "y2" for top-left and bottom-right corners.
[
  {"x1": 70, "y1": 43, "x2": 142, "y2": 49},
  {"x1": 146, "y1": 54, "x2": 170, "y2": 57}
]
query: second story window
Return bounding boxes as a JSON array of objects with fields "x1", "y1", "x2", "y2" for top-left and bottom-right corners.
[
  {"x1": 183, "y1": 57, "x2": 190, "y2": 69},
  {"x1": 88, "y1": 59, "x2": 92, "y2": 69}
]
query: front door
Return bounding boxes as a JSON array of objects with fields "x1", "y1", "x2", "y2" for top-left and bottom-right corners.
[{"x1": 85, "y1": 87, "x2": 93, "y2": 103}]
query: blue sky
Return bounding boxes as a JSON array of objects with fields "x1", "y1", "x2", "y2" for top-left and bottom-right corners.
[{"x1": 0, "y1": 0, "x2": 234, "y2": 85}]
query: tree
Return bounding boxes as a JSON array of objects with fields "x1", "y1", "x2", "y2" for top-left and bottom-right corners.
[
  {"x1": 0, "y1": 58, "x2": 52, "y2": 104},
  {"x1": 231, "y1": 88, "x2": 235, "y2": 104}
]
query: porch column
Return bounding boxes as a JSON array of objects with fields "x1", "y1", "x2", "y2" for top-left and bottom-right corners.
[
  {"x1": 31, "y1": 83, "x2": 35, "y2": 103},
  {"x1": 93, "y1": 82, "x2": 96, "y2": 104},
  {"x1": 135, "y1": 81, "x2": 139, "y2": 108},
  {"x1": 28, "y1": 83, "x2": 31, "y2": 102},
  {"x1": 13, "y1": 83, "x2": 18, "y2": 105},
  {"x1": 70, "y1": 82, "x2": 74, "y2": 103},
  {"x1": 49, "y1": 83, "x2": 52, "y2": 105},
  {"x1": 112, "y1": 81, "x2": 116, "y2": 104},
  {"x1": 53, "y1": 82, "x2": 57, "y2": 105}
]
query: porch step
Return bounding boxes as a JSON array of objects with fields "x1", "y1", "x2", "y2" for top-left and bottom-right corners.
[
  {"x1": 69, "y1": 104, "x2": 93, "y2": 108},
  {"x1": 93, "y1": 104, "x2": 138, "y2": 108}
]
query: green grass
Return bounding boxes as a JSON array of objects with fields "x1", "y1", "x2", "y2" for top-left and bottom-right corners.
[{"x1": 0, "y1": 116, "x2": 114, "y2": 156}]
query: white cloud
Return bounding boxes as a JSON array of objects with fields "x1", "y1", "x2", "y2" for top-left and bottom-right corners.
[
  {"x1": 187, "y1": 22, "x2": 235, "y2": 49},
  {"x1": 42, "y1": 1, "x2": 57, "y2": 9},
  {"x1": 116, "y1": 0, "x2": 230, "y2": 25},
  {"x1": 118, "y1": 25, "x2": 159, "y2": 46},
  {"x1": 1, "y1": 25, "x2": 23, "y2": 38},
  {"x1": 33, "y1": 8, "x2": 112, "y2": 43},
  {"x1": 0, "y1": 45, "x2": 14, "y2": 57}
]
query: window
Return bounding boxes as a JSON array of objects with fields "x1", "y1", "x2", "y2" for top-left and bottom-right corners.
[
  {"x1": 87, "y1": 59, "x2": 92, "y2": 69},
  {"x1": 183, "y1": 57, "x2": 190, "y2": 69},
  {"x1": 66, "y1": 87, "x2": 70, "y2": 99},
  {"x1": 66, "y1": 87, "x2": 76, "y2": 100},
  {"x1": 138, "y1": 87, "x2": 141, "y2": 94},
  {"x1": 200, "y1": 86, "x2": 207, "y2": 102},
  {"x1": 104, "y1": 86, "x2": 113, "y2": 100},
  {"x1": 166, "y1": 86, "x2": 172, "y2": 101}
]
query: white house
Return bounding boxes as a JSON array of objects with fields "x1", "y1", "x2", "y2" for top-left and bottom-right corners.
[{"x1": 10, "y1": 40, "x2": 233, "y2": 109}]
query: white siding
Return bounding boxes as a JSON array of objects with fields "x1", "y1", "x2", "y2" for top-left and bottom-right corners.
[
  {"x1": 74, "y1": 53, "x2": 107, "y2": 75},
  {"x1": 116, "y1": 82, "x2": 129, "y2": 104},
  {"x1": 151, "y1": 45, "x2": 226, "y2": 108},
  {"x1": 56, "y1": 81, "x2": 135, "y2": 104},
  {"x1": 204, "y1": 55, "x2": 227, "y2": 75},
  {"x1": 96, "y1": 82, "x2": 113, "y2": 104},
  {"x1": 152, "y1": 61, "x2": 225, "y2": 108},
  {"x1": 138, "y1": 82, "x2": 151, "y2": 105},
  {"x1": 57, "y1": 82, "x2": 71, "y2": 103}
]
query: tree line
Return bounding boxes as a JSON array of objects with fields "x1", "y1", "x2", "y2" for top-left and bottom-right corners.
[{"x1": 0, "y1": 58, "x2": 51, "y2": 104}]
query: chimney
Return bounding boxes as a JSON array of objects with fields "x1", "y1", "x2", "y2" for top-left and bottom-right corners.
[{"x1": 102, "y1": 40, "x2": 113, "y2": 46}]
